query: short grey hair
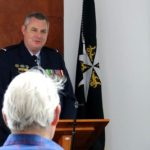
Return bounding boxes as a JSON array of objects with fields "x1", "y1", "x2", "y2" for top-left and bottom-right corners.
[
  {"x1": 23, "y1": 12, "x2": 49, "y2": 27},
  {"x1": 2, "y1": 68, "x2": 64, "y2": 131}
]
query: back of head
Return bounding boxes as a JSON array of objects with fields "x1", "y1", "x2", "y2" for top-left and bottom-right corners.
[{"x1": 2, "y1": 68, "x2": 63, "y2": 132}]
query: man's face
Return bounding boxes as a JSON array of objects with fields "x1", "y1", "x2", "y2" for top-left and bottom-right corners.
[{"x1": 21, "y1": 17, "x2": 49, "y2": 54}]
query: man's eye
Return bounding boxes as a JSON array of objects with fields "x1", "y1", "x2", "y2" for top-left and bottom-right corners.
[
  {"x1": 31, "y1": 28, "x2": 37, "y2": 32},
  {"x1": 41, "y1": 30, "x2": 47, "y2": 34}
]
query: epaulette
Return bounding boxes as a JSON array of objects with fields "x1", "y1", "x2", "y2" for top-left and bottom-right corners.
[
  {"x1": 0, "y1": 48, "x2": 7, "y2": 52},
  {"x1": 44, "y1": 46, "x2": 61, "y2": 53},
  {"x1": 54, "y1": 49, "x2": 62, "y2": 55},
  {"x1": 51, "y1": 48, "x2": 61, "y2": 54},
  {"x1": 5, "y1": 44, "x2": 19, "y2": 50},
  {"x1": 53, "y1": 49, "x2": 63, "y2": 56},
  {"x1": 56, "y1": 49, "x2": 59, "y2": 53}
]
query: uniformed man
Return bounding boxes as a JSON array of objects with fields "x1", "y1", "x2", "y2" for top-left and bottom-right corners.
[{"x1": 0, "y1": 12, "x2": 76, "y2": 145}]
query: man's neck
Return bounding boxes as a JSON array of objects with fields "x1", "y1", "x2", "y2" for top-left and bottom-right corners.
[{"x1": 24, "y1": 41, "x2": 41, "y2": 55}]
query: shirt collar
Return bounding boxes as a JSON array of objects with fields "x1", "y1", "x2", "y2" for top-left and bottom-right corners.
[{"x1": 28, "y1": 50, "x2": 41, "y2": 58}]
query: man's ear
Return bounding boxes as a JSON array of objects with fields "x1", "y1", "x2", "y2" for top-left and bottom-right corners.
[
  {"x1": 2, "y1": 110, "x2": 8, "y2": 127},
  {"x1": 51, "y1": 104, "x2": 61, "y2": 126},
  {"x1": 21, "y1": 25, "x2": 25, "y2": 34}
]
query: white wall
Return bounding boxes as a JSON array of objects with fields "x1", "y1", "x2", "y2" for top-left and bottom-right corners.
[{"x1": 64, "y1": 0, "x2": 150, "y2": 150}]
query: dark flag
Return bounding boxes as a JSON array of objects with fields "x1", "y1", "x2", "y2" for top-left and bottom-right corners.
[{"x1": 75, "y1": 0, "x2": 105, "y2": 149}]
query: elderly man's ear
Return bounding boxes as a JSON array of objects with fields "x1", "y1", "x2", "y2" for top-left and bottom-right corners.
[
  {"x1": 51, "y1": 104, "x2": 61, "y2": 126},
  {"x1": 2, "y1": 110, "x2": 8, "y2": 127}
]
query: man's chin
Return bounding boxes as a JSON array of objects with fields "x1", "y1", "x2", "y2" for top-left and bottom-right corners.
[
  {"x1": 32, "y1": 44, "x2": 43, "y2": 49},
  {"x1": 30, "y1": 46, "x2": 42, "y2": 53}
]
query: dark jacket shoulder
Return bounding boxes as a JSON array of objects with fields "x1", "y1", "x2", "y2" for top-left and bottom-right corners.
[
  {"x1": 0, "y1": 48, "x2": 7, "y2": 52},
  {"x1": 0, "y1": 44, "x2": 20, "y2": 55},
  {"x1": 43, "y1": 46, "x2": 62, "y2": 54},
  {"x1": 42, "y1": 46, "x2": 63, "y2": 58},
  {"x1": 5, "y1": 43, "x2": 20, "y2": 52}
]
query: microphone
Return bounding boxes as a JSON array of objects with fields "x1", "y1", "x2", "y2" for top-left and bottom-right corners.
[{"x1": 71, "y1": 100, "x2": 84, "y2": 150}]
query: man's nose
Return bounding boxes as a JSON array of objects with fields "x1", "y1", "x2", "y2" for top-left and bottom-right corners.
[{"x1": 35, "y1": 31, "x2": 42, "y2": 38}]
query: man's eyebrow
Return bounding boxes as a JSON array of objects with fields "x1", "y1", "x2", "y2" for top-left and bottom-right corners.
[{"x1": 31, "y1": 27, "x2": 37, "y2": 30}]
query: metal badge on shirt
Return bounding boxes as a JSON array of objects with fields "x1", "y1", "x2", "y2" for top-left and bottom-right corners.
[{"x1": 15, "y1": 64, "x2": 30, "y2": 73}]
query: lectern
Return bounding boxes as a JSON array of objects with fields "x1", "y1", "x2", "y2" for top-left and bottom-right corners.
[{"x1": 54, "y1": 119, "x2": 109, "y2": 150}]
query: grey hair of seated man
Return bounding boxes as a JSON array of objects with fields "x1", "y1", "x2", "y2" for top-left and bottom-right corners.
[
  {"x1": 23, "y1": 12, "x2": 49, "y2": 28},
  {"x1": 2, "y1": 68, "x2": 64, "y2": 139}
]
